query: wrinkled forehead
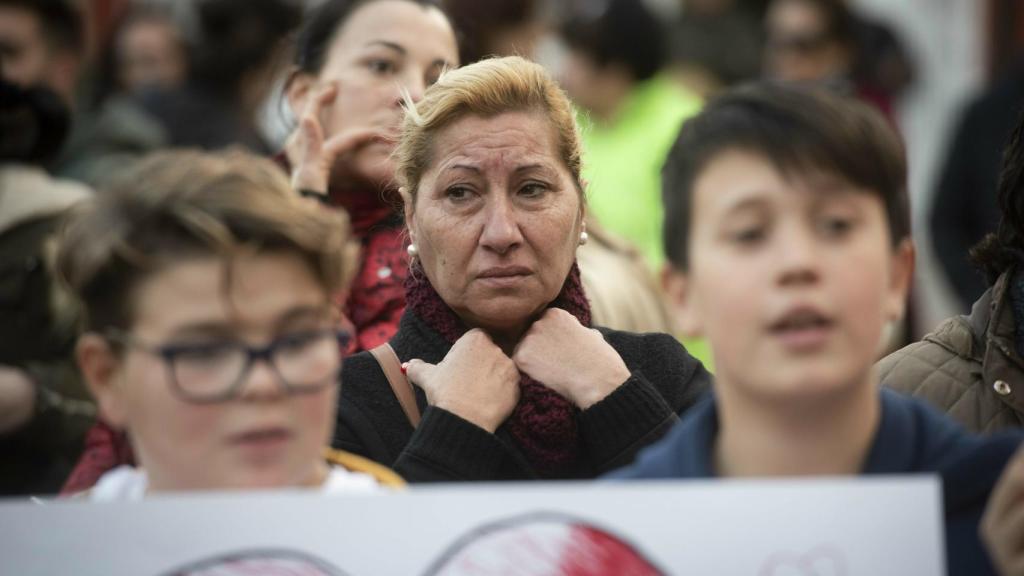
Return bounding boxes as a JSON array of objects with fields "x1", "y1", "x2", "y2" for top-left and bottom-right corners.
[{"x1": 427, "y1": 110, "x2": 567, "y2": 175}]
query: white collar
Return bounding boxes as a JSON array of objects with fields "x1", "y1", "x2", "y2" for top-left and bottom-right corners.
[{"x1": 89, "y1": 465, "x2": 381, "y2": 501}]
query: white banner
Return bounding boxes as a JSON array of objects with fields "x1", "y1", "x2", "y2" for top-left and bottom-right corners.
[{"x1": 0, "y1": 477, "x2": 944, "y2": 575}]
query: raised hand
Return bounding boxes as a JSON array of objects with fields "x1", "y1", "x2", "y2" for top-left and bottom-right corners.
[
  {"x1": 404, "y1": 329, "x2": 520, "y2": 433},
  {"x1": 512, "y1": 308, "x2": 631, "y2": 409},
  {"x1": 285, "y1": 83, "x2": 391, "y2": 195}
]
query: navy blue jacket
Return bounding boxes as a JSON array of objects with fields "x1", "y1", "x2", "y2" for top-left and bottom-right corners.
[{"x1": 608, "y1": 388, "x2": 1022, "y2": 575}]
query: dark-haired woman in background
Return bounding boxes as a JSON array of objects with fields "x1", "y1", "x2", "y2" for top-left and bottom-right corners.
[
  {"x1": 0, "y1": 79, "x2": 94, "y2": 495},
  {"x1": 283, "y1": 0, "x2": 459, "y2": 351},
  {"x1": 878, "y1": 113, "x2": 1024, "y2": 433}
]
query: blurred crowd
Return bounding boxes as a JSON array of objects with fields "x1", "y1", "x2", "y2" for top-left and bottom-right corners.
[
  {"x1": 0, "y1": 0, "x2": 978, "y2": 494},
  {"x1": 2, "y1": 0, "x2": 1024, "y2": 564}
]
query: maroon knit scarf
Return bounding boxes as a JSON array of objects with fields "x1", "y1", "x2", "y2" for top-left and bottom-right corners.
[{"x1": 404, "y1": 263, "x2": 592, "y2": 476}]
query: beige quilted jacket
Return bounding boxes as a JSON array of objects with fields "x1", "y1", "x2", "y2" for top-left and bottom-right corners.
[{"x1": 877, "y1": 271, "x2": 1024, "y2": 433}]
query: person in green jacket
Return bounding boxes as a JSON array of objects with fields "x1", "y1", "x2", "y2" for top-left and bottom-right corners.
[
  {"x1": 559, "y1": 0, "x2": 708, "y2": 364},
  {"x1": 559, "y1": 0, "x2": 701, "y2": 270}
]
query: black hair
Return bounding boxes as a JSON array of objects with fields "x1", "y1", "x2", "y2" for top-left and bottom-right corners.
[
  {"x1": 661, "y1": 82, "x2": 909, "y2": 270},
  {"x1": 970, "y1": 111, "x2": 1024, "y2": 283},
  {"x1": 292, "y1": 0, "x2": 444, "y2": 75},
  {"x1": 560, "y1": 0, "x2": 666, "y2": 82},
  {"x1": 0, "y1": 0, "x2": 84, "y2": 54},
  {"x1": 441, "y1": 0, "x2": 535, "y2": 65},
  {"x1": 90, "y1": 6, "x2": 185, "y2": 107},
  {"x1": 0, "y1": 78, "x2": 70, "y2": 165},
  {"x1": 768, "y1": 0, "x2": 856, "y2": 48},
  {"x1": 189, "y1": 0, "x2": 300, "y2": 96}
]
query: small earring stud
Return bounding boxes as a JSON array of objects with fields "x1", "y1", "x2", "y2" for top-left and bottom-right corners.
[
  {"x1": 579, "y1": 231, "x2": 589, "y2": 246},
  {"x1": 407, "y1": 243, "x2": 418, "y2": 258}
]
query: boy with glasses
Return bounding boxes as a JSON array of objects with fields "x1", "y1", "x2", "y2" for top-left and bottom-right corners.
[{"x1": 59, "y1": 149, "x2": 401, "y2": 499}]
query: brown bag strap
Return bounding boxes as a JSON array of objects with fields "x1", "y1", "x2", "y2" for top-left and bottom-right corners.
[{"x1": 369, "y1": 343, "x2": 421, "y2": 427}]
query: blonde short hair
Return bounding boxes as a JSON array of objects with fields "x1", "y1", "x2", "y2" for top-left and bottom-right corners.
[
  {"x1": 395, "y1": 55, "x2": 584, "y2": 208},
  {"x1": 58, "y1": 149, "x2": 355, "y2": 332}
]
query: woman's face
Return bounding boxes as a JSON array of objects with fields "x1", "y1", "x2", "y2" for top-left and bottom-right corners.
[
  {"x1": 764, "y1": 0, "x2": 848, "y2": 83},
  {"x1": 407, "y1": 111, "x2": 584, "y2": 340},
  {"x1": 310, "y1": 0, "x2": 458, "y2": 189},
  {"x1": 117, "y1": 18, "x2": 186, "y2": 94}
]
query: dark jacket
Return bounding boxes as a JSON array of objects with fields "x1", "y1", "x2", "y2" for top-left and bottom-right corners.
[
  {"x1": 608, "y1": 388, "x2": 1022, "y2": 576},
  {"x1": 878, "y1": 270, "x2": 1024, "y2": 433},
  {"x1": 0, "y1": 165, "x2": 95, "y2": 495},
  {"x1": 335, "y1": 309, "x2": 712, "y2": 482},
  {"x1": 930, "y1": 61, "x2": 1024, "y2": 309}
]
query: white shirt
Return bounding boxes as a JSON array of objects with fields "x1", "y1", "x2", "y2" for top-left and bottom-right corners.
[{"x1": 89, "y1": 465, "x2": 383, "y2": 501}]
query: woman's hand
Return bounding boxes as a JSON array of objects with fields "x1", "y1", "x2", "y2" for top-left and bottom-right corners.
[
  {"x1": 512, "y1": 308, "x2": 631, "y2": 409},
  {"x1": 285, "y1": 83, "x2": 391, "y2": 196},
  {"x1": 404, "y1": 329, "x2": 520, "y2": 433},
  {"x1": 983, "y1": 445, "x2": 1024, "y2": 575}
]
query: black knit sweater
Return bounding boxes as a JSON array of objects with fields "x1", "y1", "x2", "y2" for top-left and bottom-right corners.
[{"x1": 333, "y1": 310, "x2": 712, "y2": 482}]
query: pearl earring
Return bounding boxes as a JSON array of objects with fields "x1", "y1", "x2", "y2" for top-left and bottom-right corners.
[
  {"x1": 579, "y1": 231, "x2": 589, "y2": 246},
  {"x1": 407, "y1": 243, "x2": 418, "y2": 258}
]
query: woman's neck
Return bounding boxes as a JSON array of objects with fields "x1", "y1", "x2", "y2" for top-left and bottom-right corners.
[
  {"x1": 713, "y1": 374, "x2": 880, "y2": 477},
  {"x1": 487, "y1": 326, "x2": 528, "y2": 356}
]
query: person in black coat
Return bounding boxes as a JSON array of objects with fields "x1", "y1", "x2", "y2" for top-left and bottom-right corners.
[{"x1": 334, "y1": 56, "x2": 711, "y2": 482}]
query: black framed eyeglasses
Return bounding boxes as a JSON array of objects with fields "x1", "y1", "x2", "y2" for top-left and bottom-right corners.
[{"x1": 105, "y1": 328, "x2": 352, "y2": 404}]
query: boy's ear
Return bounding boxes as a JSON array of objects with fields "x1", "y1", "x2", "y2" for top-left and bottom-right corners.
[
  {"x1": 661, "y1": 264, "x2": 703, "y2": 338},
  {"x1": 76, "y1": 334, "x2": 128, "y2": 429},
  {"x1": 885, "y1": 238, "x2": 916, "y2": 322}
]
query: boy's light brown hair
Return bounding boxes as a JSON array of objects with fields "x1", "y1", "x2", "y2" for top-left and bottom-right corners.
[{"x1": 57, "y1": 149, "x2": 355, "y2": 333}]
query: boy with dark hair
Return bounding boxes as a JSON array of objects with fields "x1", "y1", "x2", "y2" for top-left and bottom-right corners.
[{"x1": 610, "y1": 83, "x2": 1021, "y2": 575}]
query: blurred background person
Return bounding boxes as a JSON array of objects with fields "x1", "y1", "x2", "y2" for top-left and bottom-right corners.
[
  {"x1": 0, "y1": 0, "x2": 83, "y2": 108},
  {"x1": 104, "y1": 6, "x2": 186, "y2": 96},
  {"x1": 0, "y1": 78, "x2": 95, "y2": 496},
  {"x1": 763, "y1": 0, "x2": 913, "y2": 123},
  {"x1": 555, "y1": 0, "x2": 708, "y2": 359},
  {"x1": 667, "y1": 0, "x2": 763, "y2": 97},
  {"x1": 54, "y1": 3, "x2": 185, "y2": 186},
  {"x1": 558, "y1": 0, "x2": 701, "y2": 271},
  {"x1": 0, "y1": 0, "x2": 96, "y2": 496},
  {"x1": 136, "y1": 0, "x2": 299, "y2": 153},
  {"x1": 930, "y1": 57, "x2": 1024, "y2": 313},
  {"x1": 442, "y1": 0, "x2": 545, "y2": 66}
]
